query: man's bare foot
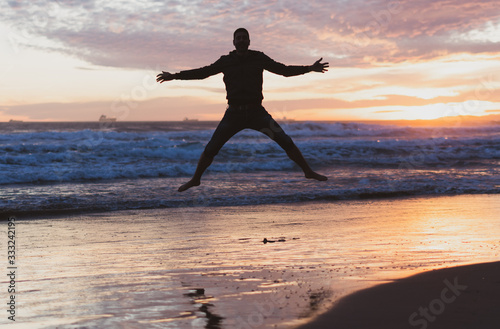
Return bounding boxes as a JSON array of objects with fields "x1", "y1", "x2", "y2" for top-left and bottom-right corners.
[
  {"x1": 305, "y1": 171, "x2": 328, "y2": 181},
  {"x1": 178, "y1": 179, "x2": 200, "y2": 192}
]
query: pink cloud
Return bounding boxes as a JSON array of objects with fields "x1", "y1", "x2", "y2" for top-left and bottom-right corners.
[{"x1": 3, "y1": 0, "x2": 499, "y2": 70}]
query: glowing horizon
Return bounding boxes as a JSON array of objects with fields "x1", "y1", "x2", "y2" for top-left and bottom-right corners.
[{"x1": 1, "y1": 1, "x2": 500, "y2": 123}]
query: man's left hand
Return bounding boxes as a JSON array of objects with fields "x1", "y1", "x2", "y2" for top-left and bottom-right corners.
[{"x1": 311, "y1": 58, "x2": 329, "y2": 73}]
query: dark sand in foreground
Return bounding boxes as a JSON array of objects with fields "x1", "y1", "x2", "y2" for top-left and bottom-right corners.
[
  {"x1": 298, "y1": 261, "x2": 500, "y2": 329},
  {"x1": 3, "y1": 194, "x2": 499, "y2": 328}
]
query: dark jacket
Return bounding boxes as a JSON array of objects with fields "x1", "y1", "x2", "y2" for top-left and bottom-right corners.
[{"x1": 174, "y1": 50, "x2": 311, "y2": 105}]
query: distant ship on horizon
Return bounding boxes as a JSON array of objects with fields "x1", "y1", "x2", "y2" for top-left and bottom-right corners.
[
  {"x1": 99, "y1": 115, "x2": 117, "y2": 123},
  {"x1": 277, "y1": 116, "x2": 295, "y2": 123},
  {"x1": 183, "y1": 117, "x2": 199, "y2": 122}
]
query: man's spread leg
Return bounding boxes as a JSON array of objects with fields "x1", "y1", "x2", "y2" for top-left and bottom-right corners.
[
  {"x1": 255, "y1": 112, "x2": 327, "y2": 182},
  {"x1": 178, "y1": 151, "x2": 213, "y2": 192},
  {"x1": 285, "y1": 143, "x2": 328, "y2": 181},
  {"x1": 178, "y1": 108, "x2": 242, "y2": 192}
]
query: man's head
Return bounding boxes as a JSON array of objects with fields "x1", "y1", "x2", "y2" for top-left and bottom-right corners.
[{"x1": 233, "y1": 28, "x2": 250, "y2": 54}]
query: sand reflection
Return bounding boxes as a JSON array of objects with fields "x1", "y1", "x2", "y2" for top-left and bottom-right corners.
[{"x1": 7, "y1": 194, "x2": 499, "y2": 328}]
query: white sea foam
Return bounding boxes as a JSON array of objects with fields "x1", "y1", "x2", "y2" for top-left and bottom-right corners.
[
  {"x1": 1, "y1": 122, "x2": 499, "y2": 185},
  {"x1": 1, "y1": 121, "x2": 498, "y2": 214}
]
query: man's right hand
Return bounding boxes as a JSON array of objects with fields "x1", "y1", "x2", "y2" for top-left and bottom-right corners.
[{"x1": 156, "y1": 71, "x2": 175, "y2": 83}]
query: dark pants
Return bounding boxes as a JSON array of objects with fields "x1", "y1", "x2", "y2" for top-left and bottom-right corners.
[{"x1": 204, "y1": 105, "x2": 295, "y2": 158}]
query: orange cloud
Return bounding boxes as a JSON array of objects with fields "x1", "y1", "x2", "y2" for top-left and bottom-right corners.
[{"x1": 2, "y1": 0, "x2": 500, "y2": 122}]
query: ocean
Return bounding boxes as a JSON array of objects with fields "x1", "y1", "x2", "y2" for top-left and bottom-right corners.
[
  {"x1": 1, "y1": 119, "x2": 500, "y2": 329},
  {"x1": 1, "y1": 120, "x2": 499, "y2": 216}
]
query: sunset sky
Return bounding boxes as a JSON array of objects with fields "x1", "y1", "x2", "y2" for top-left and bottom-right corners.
[{"x1": 1, "y1": 0, "x2": 500, "y2": 122}]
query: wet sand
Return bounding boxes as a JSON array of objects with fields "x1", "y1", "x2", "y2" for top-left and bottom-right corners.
[
  {"x1": 297, "y1": 261, "x2": 500, "y2": 329},
  {"x1": 1, "y1": 194, "x2": 499, "y2": 328}
]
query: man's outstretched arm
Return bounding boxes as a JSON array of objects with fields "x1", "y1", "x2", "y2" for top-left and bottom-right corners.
[
  {"x1": 156, "y1": 57, "x2": 225, "y2": 83},
  {"x1": 264, "y1": 54, "x2": 329, "y2": 77}
]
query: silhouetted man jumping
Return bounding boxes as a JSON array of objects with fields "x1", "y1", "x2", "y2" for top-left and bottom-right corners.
[{"x1": 157, "y1": 28, "x2": 328, "y2": 192}]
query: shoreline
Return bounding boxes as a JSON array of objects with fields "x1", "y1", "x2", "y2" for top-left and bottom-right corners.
[
  {"x1": 2, "y1": 192, "x2": 499, "y2": 221},
  {"x1": 297, "y1": 261, "x2": 500, "y2": 329},
  {"x1": 1, "y1": 194, "x2": 498, "y2": 328}
]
